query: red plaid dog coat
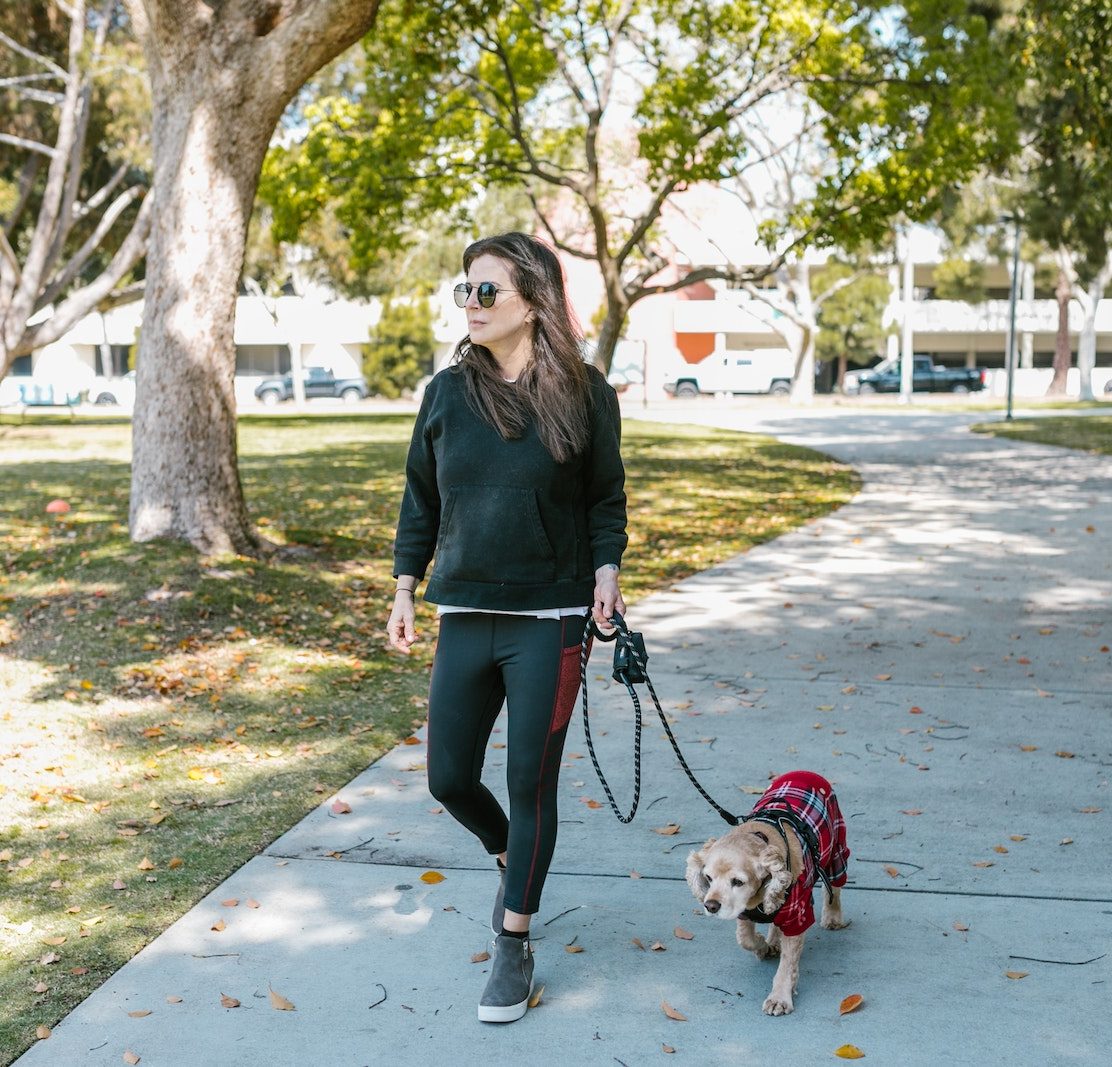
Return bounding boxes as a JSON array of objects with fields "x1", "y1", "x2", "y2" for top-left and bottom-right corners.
[{"x1": 749, "y1": 770, "x2": 850, "y2": 937}]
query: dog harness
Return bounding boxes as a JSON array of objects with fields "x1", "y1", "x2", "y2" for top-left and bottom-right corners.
[{"x1": 739, "y1": 770, "x2": 850, "y2": 937}]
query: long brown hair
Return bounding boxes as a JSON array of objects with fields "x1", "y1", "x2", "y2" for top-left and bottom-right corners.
[{"x1": 453, "y1": 233, "x2": 591, "y2": 463}]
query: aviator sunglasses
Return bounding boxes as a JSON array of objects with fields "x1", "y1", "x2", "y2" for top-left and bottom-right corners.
[{"x1": 453, "y1": 281, "x2": 518, "y2": 308}]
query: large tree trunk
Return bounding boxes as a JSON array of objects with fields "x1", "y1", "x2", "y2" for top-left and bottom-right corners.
[
  {"x1": 593, "y1": 298, "x2": 628, "y2": 374},
  {"x1": 1073, "y1": 257, "x2": 1111, "y2": 403},
  {"x1": 1045, "y1": 260, "x2": 1072, "y2": 397},
  {"x1": 126, "y1": 1, "x2": 379, "y2": 553}
]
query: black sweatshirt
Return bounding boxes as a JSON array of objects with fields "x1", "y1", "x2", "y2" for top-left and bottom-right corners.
[{"x1": 392, "y1": 364, "x2": 627, "y2": 610}]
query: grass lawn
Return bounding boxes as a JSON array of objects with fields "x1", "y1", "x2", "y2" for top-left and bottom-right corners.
[
  {"x1": 969, "y1": 413, "x2": 1112, "y2": 454},
  {"x1": 0, "y1": 412, "x2": 856, "y2": 1061}
]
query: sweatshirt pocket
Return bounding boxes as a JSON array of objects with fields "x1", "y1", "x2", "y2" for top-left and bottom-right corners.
[{"x1": 436, "y1": 484, "x2": 557, "y2": 584}]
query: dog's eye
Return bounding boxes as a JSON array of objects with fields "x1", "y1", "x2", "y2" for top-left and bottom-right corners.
[{"x1": 730, "y1": 877, "x2": 744, "y2": 888}]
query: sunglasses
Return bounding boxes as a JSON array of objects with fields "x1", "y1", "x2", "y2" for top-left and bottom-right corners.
[{"x1": 453, "y1": 281, "x2": 518, "y2": 308}]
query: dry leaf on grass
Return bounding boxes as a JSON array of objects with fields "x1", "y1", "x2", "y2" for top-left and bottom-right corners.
[
  {"x1": 220, "y1": 993, "x2": 240, "y2": 1008},
  {"x1": 661, "y1": 1000, "x2": 687, "y2": 1021},
  {"x1": 268, "y1": 986, "x2": 295, "y2": 1011},
  {"x1": 168, "y1": 858, "x2": 184, "y2": 870},
  {"x1": 35, "y1": 1025, "x2": 51, "y2": 1040},
  {"x1": 838, "y1": 994, "x2": 864, "y2": 1015},
  {"x1": 137, "y1": 858, "x2": 155, "y2": 871},
  {"x1": 834, "y1": 1045, "x2": 865, "y2": 1059},
  {"x1": 40, "y1": 936, "x2": 66, "y2": 946}
]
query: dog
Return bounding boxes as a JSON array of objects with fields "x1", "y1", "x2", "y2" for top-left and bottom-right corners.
[{"x1": 685, "y1": 770, "x2": 850, "y2": 1015}]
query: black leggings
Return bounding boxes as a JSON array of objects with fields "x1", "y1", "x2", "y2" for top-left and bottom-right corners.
[{"x1": 426, "y1": 612, "x2": 589, "y2": 916}]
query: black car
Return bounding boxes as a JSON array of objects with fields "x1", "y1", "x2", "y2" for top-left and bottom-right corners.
[{"x1": 254, "y1": 367, "x2": 369, "y2": 405}]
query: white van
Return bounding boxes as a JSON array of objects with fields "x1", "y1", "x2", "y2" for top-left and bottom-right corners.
[{"x1": 663, "y1": 348, "x2": 795, "y2": 397}]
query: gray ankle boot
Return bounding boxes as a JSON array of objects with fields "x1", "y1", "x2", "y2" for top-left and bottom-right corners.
[
  {"x1": 477, "y1": 933, "x2": 534, "y2": 1023},
  {"x1": 490, "y1": 863, "x2": 506, "y2": 935}
]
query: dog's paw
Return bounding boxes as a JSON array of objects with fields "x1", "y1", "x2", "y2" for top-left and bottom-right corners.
[
  {"x1": 762, "y1": 993, "x2": 794, "y2": 1016},
  {"x1": 821, "y1": 915, "x2": 851, "y2": 930},
  {"x1": 751, "y1": 937, "x2": 776, "y2": 960}
]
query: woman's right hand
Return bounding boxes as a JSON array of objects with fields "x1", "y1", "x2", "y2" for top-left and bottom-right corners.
[{"x1": 387, "y1": 591, "x2": 419, "y2": 654}]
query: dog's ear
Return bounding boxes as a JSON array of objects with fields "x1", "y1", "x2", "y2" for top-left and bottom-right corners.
[
  {"x1": 685, "y1": 843, "x2": 714, "y2": 899},
  {"x1": 758, "y1": 845, "x2": 793, "y2": 911}
]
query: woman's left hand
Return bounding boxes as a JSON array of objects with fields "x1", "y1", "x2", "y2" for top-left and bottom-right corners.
[{"x1": 592, "y1": 564, "x2": 625, "y2": 631}]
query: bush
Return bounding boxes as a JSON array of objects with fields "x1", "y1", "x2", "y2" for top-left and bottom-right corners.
[{"x1": 363, "y1": 297, "x2": 435, "y2": 398}]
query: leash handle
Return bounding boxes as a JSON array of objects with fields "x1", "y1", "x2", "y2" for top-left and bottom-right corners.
[{"x1": 580, "y1": 612, "x2": 741, "y2": 827}]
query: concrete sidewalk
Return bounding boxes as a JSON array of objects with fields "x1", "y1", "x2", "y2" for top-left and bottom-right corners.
[{"x1": 17, "y1": 407, "x2": 1111, "y2": 1066}]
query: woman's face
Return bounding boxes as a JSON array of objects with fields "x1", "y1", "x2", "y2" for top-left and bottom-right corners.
[{"x1": 463, "y1": 254, "x2": 533, "y2": 357}]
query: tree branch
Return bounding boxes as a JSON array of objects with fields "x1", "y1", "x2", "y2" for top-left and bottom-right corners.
[
  {"x1": 0, "y1": 132, "x2": 57, "y2": 157},
  {"x1": 0, "y1": 29, "x2": 67, "y2": 77}
]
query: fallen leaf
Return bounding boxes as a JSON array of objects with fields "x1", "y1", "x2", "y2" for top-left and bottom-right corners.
[
  {"x1": 35, "y1": 1025, "x2": 51, "y2": 1040},
  {"x1": 40, "y1": 936, "x2": 66, "y2": 946},
  {"x1": 403, "y1": 736, "x2": 422, "y2": 745},
  {"x1": 674, "y1": 927, "x2": 694, "y2": 941},
  {"x1": 583, "y1": 799, "x2": 602, "y2": 809},
  {"x1": 632, "y1": 938, "x2": 646, "y2": 950},
  {"x1": 123, "y1": 1052, "x2": 141, "y2": 1065},
  {"x1": 1055, "y1": 751, "x2": 1075, "y2": 759},
  {"x1": 953, "y1": 922, "x2": 969, "y2": 932},
  {"x1": 246, "y1": 898, "x2": 260, "y2": 909},
  {"x1": 663, "y1": 1045, "x2": 676, "y2": 1054},
  {"x1": 33, "y1": 982, "x2": 49, "y2": 993},
  {"x1": 420, "y1": 870, "x2": 445, "y2": 884},
  {"x1": 220, "y1": 993, "x2": 240, "y2": 1008},
  {"x1": 471, "y1": 951, "x2": 491, "y2": 963},
  {"x1": 874, "y1": 674, "x2": 891, "y2": 681},
  {"x1": 330, "y1": 799, "x2": 352, "y2": 815},
  {"x1": 565, "y1": 943, "x2": 585, "y2": 954},
  {"x1": 972, "y1": 861, "x2": 994, "y2": 868},
  {"x1": 1078, "y1": 807, "x2": 1102, "y2": 814},
  {"x1": 221, "y1": 899, "x2": 239, "y2": 908},
  {"x1": 908, "y1": 706, "x2": 923, "y2": 714},
  {"x1": 39, "y1": 953, "x2": 60, "y2": 965},
  {"x1": 661, "y1": 1000, "x2": 687, "y2": 1021},
  {"x1": 166, "y1": 996, "x2": 182, "y2": 1004},
  {"x1": 1004, "y1": 971, "x2": 1028, "y2": 980},
  {"x1": 839, "y1": 994, "x2": 864, "y2": 1015},
  {"x1": 1019, "y1": 745, "x2": 1038, "y2": 752},
  {"x1": 884, "y1": 866, "x2": 900, "y2": 878},
  {"x1": 1060, "y1": 837, "x2": 1073, "y2": 845},
  {"x1": 653, "y1": 824, "x2": 681, "y2": 836},
  {"x1": 211, "y1": 919, "x2": 226, "y2": 932},
  {"x1": 650, "y1": 941, "x2": 667, "y2": 951},
  {"x1": 127, "y1": 1010, "x2": 152, "y2": 1018},
  {"x1": 900, "y1": 809, "x2": 923, "y2": 816},
  {"x1": 268, "y1": 986, "x2": 295, "y2": 1011},
  {"x1": 993, "y1": 846, "x2": 1009, "y2": 854},
  {"x1": 1010, "y1": 835, "x2": 1027, "y2": 842},
  {"x1": 629, "y1": 870, "x2": 642, "y2": 879},
  {"x1": 528, "y1": 985, "x2": 545, "y2": 1008},
  {"x1": 168, "y1": 858, "x2": 184, "y2": 870},
  {"x1": 112, "y1": 880, "x2": 126, "y2": 891},
  {"x1": 835, "y1": 1045, "x2": 865, "y2": 1059}
]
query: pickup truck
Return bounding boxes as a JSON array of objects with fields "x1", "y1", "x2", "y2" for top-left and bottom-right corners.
[
  {"x1": 855, "y1": 356, "x2": 986, "y2": 394},
  {"x1": 253, "y1": 366, "x2": 369, "y2": 405},
  {"x1": 664, "y1": 348, "x2": 795, "y2": 398}
]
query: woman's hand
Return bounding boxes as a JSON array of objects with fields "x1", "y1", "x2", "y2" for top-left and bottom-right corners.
[
  {"x1": 592, "y1": 563, "x2": 625, "y2": 631},
  {"x1": 387, "y1": 588, "x2": 419, "y2": 654}
]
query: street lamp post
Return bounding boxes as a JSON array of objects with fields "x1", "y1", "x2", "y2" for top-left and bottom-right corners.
[{"x1": 1004, "y1": 214, "x2": 1022, "y2": 422}]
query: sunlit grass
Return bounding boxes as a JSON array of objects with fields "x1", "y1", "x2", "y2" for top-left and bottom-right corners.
[
  {"x1": 0, "y1": 413, "x2": 855, "y2": 1060},
  {"x1": 969, "y1": 414, "x2": 1112, "y2": 454}
]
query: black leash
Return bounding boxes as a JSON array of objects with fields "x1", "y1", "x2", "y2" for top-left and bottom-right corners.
[{"x1": 578, "y1": 611, "x2": 742, "y2": 827}]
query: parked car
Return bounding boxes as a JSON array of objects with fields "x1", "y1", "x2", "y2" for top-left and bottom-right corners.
[
  {"x1": 855, "y1": 355, "x2": 986, "y2": 394},
  {"x1": 89, "y1": 370, "x2": 136, "y2": 406},
  {"x1": 253, "y1": 366, "x2": 369, "y2": 405},
  {"x1": 663, "y1": 349, "x2": 794, "y2": 398}
]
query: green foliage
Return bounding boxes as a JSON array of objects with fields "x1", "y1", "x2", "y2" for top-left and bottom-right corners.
[
  {"x1": 364, "y1": 298, "x2": 437, "y2": 397},
  {"x1": 1021, "y1": 1, "x2": 1112, "y2": 280},
  {"x1": 931, "y1": 258, "x2": 988, "y2": 302},
  {"x1": 814, "y1": 263, "x2": 891, "y2": 369}
]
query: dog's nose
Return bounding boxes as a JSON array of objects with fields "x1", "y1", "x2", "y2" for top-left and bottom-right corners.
[{"x1": 704, "y1": 899, "x2": 721, "y2": 914}]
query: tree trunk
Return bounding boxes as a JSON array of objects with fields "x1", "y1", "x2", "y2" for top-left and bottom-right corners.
[
  {"x1": 1045, "y1": 261, "x2": 1072, "y2": 397},
  {"x1": 594, "y1": 299, "x2": 628, "y2": 374},
  {"x1": 126, "y1": 1, "x2": 379, "y2": 554},
  {"x1": 788, "y1": 263, "x2": 815, "y2": 404},
  {"x1": 1073, "y1": 258, "x2": 1111, "y2": 403}
]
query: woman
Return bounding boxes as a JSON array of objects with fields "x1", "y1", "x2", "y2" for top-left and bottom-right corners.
[{"x1": 387, "y1": 232, "x2": 627, "y2": 1024}]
